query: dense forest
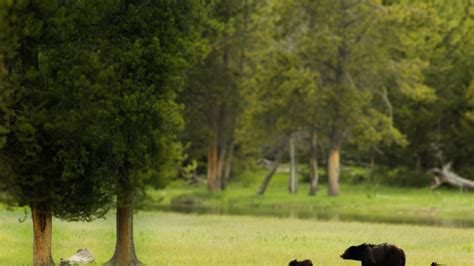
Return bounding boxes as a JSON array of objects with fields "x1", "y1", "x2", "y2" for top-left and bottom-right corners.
[{"x1": 180, "y1": 0, "x2": 474, "y2": 193}]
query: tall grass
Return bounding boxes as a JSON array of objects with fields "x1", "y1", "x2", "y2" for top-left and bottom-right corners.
[{"x1": 0, "y1": 210, "x2": 473, "y2": 265}]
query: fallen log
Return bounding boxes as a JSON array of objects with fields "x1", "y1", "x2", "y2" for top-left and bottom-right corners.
[{"x1": 431, "y1": 163, "x2": 474, "y2": 191}]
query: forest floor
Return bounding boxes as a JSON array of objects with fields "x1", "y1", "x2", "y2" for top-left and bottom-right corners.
[
  {"x1": 0, "y1": 210, "x2": 473, "y2": 265},
  {"x1": 146, "y1": 168, "x2": 474, "y2": 228}
]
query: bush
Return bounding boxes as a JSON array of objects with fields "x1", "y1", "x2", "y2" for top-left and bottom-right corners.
[
  {"x1": 236, "y1": 170, "x2": 261, "y2": 188},
  {"x1": 370, "y1": 166, "x2": 432, "y2": 187},
  {"x1": 299, "y1": 164, "x2": 328, "y2": 184},
  {"x1": 340, "y1": 166, "x2": 369, "y2": 184}
]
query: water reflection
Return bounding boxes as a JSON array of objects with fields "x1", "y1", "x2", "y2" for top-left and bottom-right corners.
[{"x1": 147, "y1": 204, "x2": 474, "y2": 228}]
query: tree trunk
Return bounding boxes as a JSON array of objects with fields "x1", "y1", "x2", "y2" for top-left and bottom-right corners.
[
  {"x1": 288, "y1": 135, "x2": 297, "y2": 194},
  {"x1": 327, "y1": 142, "x2": 340, "y2": 196},
  {"x1": 308, "y1": 131, "x2": 319, "y2": 195},
  {"x1": 32, "y1": 207, "x2": 53, "y2": 266},
  {"x1": 257, "y1": 158, "x2": 281, "y2": 195},
  {"x1": 106, "y1": 195, "x2": 143, "y2": 265},
  {"x1": 207, "y1": 135, "x2": 220, "y2": 192},
  {"x1": 222, "y1": 141, "x2": 235, "y2": 189}
]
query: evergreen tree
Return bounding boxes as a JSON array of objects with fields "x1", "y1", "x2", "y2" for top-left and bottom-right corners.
[
  {"x1": 181, "y1": 0, "x2": 250, "y2": 192},
  {"x1": 0, "y1": 1, "x2": 115, "y2": 264},
  {"x1": 77, "y1": 1, "x2": 204, "y2": 264},
  {"x1": 0, "y1": 1, "x2": 205, "y2": 264}
]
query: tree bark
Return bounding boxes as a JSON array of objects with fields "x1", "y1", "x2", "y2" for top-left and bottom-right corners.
[
  {"x1": 207, "y1": 135, "x2": 220, "y2": 192},
  {"x1": 327, "y1": 142, "x2": 340, "y2": 196},
  {"x1": 288, "y1": 135, "x2": 297, "y2": 194},
  {"x1": 106, "y1": 193, "x2": 143, "y2": 266},
  {"x1": 32, "y1": 207, "x2": 53, "y2": 266},
  {"x1": 308, "y1": 130, "x2": 319, "y2": 195}
]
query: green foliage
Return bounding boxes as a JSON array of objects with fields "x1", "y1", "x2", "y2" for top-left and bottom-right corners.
[
  {"x1": 0, "y1": 0, "x2": 113, "y2": 220},
  {"x1": 239, "y1": 0, "x2": 439, "y2": 167},
  {"x1": 0, "y1": 0, "x2": 205, "y2": 218},
  {"x1": 235, "y1": 0, "x2": 474, "y2": 185},
  {"x1": 66, "y1": 0, "x2": 205, "y2": 204},
  {"x1": 371, "y1": 166, "x2": 432, "y2": 187},
  {"x1": 379, "y1": 0, "x2": 474, "y2": 173},
  {"x1": 149, "y1": 0, "x2": 474, "y2": 188},
  {"x1": 177, "y1": 1, "x2": 251, "y2": 184},
  {"x1": 464, "y1": 80, "x2": 474, "y2": 121}
]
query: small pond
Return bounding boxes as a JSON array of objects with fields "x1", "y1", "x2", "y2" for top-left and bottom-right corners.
[{"x1": 149, "y1": 204, "x2": 474, "y2": 228}]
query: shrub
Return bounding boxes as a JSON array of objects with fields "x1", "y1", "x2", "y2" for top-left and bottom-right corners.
[{"x1": 370, "y1": 166, "x2": 432, "y2": 187}]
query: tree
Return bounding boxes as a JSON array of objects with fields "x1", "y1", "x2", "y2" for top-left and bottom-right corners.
[
  {"x1": 377, "y1": 0, "x2": 474, "y2": 179},
  {"x1": 1, "y1": 1, "x2": 205, "y2": 265},
  {"x1": 290, "y1": 0, "x2": 438, "y2": 195},
  {"x1": 243, "y1": 0, "x2": 440, "y2": 195},
  {"x1": 181, "y1": 0, "x2": 250, "y2": 192},
  {"x1": 75, "y1": 1, "x2": 205, "y2": 264},
  {"x1": 0, "y1": 1, "x2": 116, "y2": 264},
  {"x1": 239, "y1": 0, "x2": 319, "y2": 194}
]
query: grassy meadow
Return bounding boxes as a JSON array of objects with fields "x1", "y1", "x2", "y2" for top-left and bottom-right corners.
[
  {"x1": 0, "y1": 209, "x2": 473, "y2": 265},
  {"x1": 1, "y1": 166, "x2": 473, "y2": 265}
]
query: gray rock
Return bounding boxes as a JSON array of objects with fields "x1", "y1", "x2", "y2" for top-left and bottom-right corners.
[{"x1": 59, "y1": 248, "x2": 95, "y2": 265}]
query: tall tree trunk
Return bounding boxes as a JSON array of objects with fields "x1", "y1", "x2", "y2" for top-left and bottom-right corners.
[
  {"x1": 288, "y1": 135, "x2": 297, "y2": 194},
  {"x1": 326, "y1": 13, "x2": 346, "y2": 197},
  {"x1": 222, "y1": 141, "x2": 235, "y2": 189},
  {"x1": 106, "y1": 191, "x2": 143, "y2": 265},
  {"x1": 211, "y1": 36, "x2": 230, "y2": 192},
  {"x1": 32, "y1": 207, "x2": 53, "y2": 266},
  {"x1": 257, "y1": 157, "x2": 281, "y2": 195},
  {"x1": 207, "y1": 135, "x2": 220, "y2": 192},
  {"x1": 308, "y1": 130, "x2": 319, "y2": 195},
  {"x1": 327, "y1": 142, "x2": 340, "y2": 196}
]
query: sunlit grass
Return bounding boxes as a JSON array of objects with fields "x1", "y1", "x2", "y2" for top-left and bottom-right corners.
[
  {"x1": 1, "y1": 166, "x2": 472, "y2": 264},
  {"x1": 0, "y1": 210, "x2": 473, "y2": 265}
]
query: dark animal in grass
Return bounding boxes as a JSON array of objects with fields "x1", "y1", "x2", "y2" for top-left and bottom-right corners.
[
  {"x1": 340, "y1": 243, "x2": 405, "y2": 266},
  {"x1": 431, "y1": 263, "x2": 445, "y2": 266},
  {"x1": 289, "y1": 259, "x2": 313, "y2": 266}
]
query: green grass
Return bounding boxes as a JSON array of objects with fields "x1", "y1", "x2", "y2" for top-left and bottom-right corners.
[
  {"x1": 1, "y1": 166, "x2": 472, "y2": 264},
  {"x1": 0, "y1": 209, "x2": 473, "y2": 265},
  {"x1": 147, "y1": 168, "x2": 474, "y2": 227}
]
